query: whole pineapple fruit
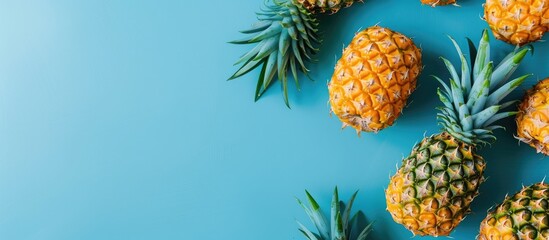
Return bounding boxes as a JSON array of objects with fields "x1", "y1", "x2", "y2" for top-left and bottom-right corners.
[
  {"x1": 296, "y1": 187, "x2": 373, "y2": 240},
  {"x1": 478, "y1": 183, "x2": 549, "y2": 239},
  {"x1": 421, "y1": 0, "x2": 457, "y2": 7},
  {"x1": 328, "y1": 26, "x2": 422, "y2": 133},
  {"x1": 484, "y1": 0, "x2": 549, "y2": 45},
  {"x1": 516, "y1": 78, "x2": 549, "y2": 155},
  {"x1": 385, "y1": 30, "x2": 531, "y2": 237},
  {"x1": 230, "y1": 0, "x2": 361, "y2": 107}
]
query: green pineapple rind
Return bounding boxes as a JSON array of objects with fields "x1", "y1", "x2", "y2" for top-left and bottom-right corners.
[
  {"x1": 229, "y1": 0, "x2": 320, "y2": 108},
  {"x1": 435, "y1": 30, "x2": 532, "y2": 146},
  {"x1": 297, "y1": 187, "x2": 373, "y2": 240},
  {"x1": 398, "y1": 132, "x2": 486, "y2": 235},
  {"x1": 480, "y1": 183, "x2": 549, "y2": 239},
  {"x1": 387, "y1": 30, "x2": 532, "y2": 237},
  {"x1": 303, "y1": 0, "x2": 357, "y2": 13}
]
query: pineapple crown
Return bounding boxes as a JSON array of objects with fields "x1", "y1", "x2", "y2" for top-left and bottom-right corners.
[
  {"x1": 229, "y1": 0, "x2": 320, "y2": 108},
  {"x1": 435, "y1": 30, "x2": 532, "y2": 146},
  {"x1": 296, "y1": 187, "x2": 373, "y2": 240}
]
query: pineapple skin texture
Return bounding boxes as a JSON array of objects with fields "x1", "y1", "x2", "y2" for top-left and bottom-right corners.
[
  {"x1": 386, "y1": 132, "x2": 485, "y2": 236},
  {"x1": 328, "y1": 26, "x2": 422, "y2": 133},
  {"x1": 420, "y1": 0, "x2": 456, "y2": 6},
  {"x1": 295, "y1": 0, "x2": 358, "y2": 13},
  {"x1": 478, "y1": 183, "x2": 549, "y2": 240},
  {"x1": 517, "y1": 78, "x2": 549, "y2": 155},
  {"x1": 484, "y1": 0, "x2": 549, "y2": 46}
]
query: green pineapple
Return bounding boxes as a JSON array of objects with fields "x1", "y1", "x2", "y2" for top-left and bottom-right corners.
[
  {"x1": 385, "y1": 30, "x2": 532, "y2": 236},
  {"x1": 296, "y1": 187, "x2": 373, "y2": 240},
  {"x1": 296, "y1": 0, "x2": 357, "y2": 13},
  {"x1": 478, "y1": 182, "x2": 549, "y2": 239}
]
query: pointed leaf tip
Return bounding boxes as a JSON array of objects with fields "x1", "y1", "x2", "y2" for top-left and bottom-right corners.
[
  {"x1": 305, "y1": 190, "x2": 320, "y2": 210},
  {"x1": 513, "y1": 47, "x2": 530, "y2": 64},
  {"x1": 527, "y1": 44, "x2": 535, "y2": 55},
  {"x1": 481, "y1": 29, "x2": 489, "y2": 41}
]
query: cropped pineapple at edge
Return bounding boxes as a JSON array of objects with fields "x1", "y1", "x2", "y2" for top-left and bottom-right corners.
[
  {"x1": 296, "y1": 187, "x2": 373, "y2": 240},
  {"x1": 516, "y1": 77, "x2": 549, "y2": 155},
  {"x1": 328, "y1": 26, "x2": 422, "y2": 134},
  {"x1": 385, "y1": 30, "x2": 532, "y2": 237},
  {"x1": 229, "y1": 0, "x2": 362, "y2": 108},
  {"x1": 420, "y1": 0, "x2": 457, "y2": 7},
  {"x1": 478, "y1": 182, "x2": 549, "y2": 239},
  {"x1": 484, "y1": 0, "x2": 549, "y2": 46}
]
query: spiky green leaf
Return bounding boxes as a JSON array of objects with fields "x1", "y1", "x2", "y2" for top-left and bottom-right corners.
[
  {"x1": 342, "y1": 191, "x2": 358, "y2": 235},
  {"x1": 449, "y1": 36, "x2": 472, "y2": 93},
  {"x1": 491, "y1": 47, "x2": 529, "y2": 89},
  {"x1": 330, "y1": 187, "x2": 339, "y2": 239},
  {"x1": 473, "y1": 105, "x2": 499, "y2": 127},
  {"x1": 473, "y1": 30, "x2": 490, "y2": 80},
  {"x1": 441, "y1": 57, "x2": 460, "y2": 90},
  {"x1": 296, "y1": 188, "x2": 372, "y2": 240},
  {"x1": 469, "y1": 63, "x2": 492, "y2": 114},
  {"x1": 486, "y1": 74, "x2": 530, "y2": 107},
  {"x1": 435, "y1": 30, "x2": 530, "y2": 146},
  {"x1": 296, "y1": 191, "x2": 330, "y2": 240},
  {"x1": 230, "y1": 0, "x2": 320, "y2": 106},
  {"x1": 356, "y1": 222, "x2": 374, "y2": 240},
  {"x1": 298, "y1": 221, "x2": 321, "y2": 240},
  {"x1": 483, "y1": 111, "x2": 518, "y2": 127}
]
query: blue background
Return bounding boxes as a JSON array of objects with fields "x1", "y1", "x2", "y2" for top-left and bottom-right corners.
[{"x1": 1, "y1": 0, "x2": 549, "y2": 239}]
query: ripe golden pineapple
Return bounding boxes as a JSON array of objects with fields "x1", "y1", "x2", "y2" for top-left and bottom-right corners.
[
  {"x1": 421, "y1": 0, "x2": 456, "y2": 7},
  {"x1": 230, "y1": 0, "x2": 361, "y2": 107},
  {"x1": 478, "y1": 183, "x2": 549, "y2": 239},
  {"x1": 386, "y1": 30, "x2": 531, "y2": 237},
  {"x1": 328, "y1": 26, "x2": 422, "y2": 133},
  {"x1": 516, "y1": 78, "x2": 549, "y2": 155},
  {"x1": 484, "y1": 0, "x2": 549, "y2": 45}
]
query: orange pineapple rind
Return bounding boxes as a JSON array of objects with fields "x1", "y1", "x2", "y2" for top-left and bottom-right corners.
[
  {"x1": 328, "y1": 26, "x2": 422, "y2": 133},
  {"x1": 516, "y1": 78, "x2": 549, "y2": 155},
  {"x1": 484, "y1": 0, "x2": 549, "y2": 45}
]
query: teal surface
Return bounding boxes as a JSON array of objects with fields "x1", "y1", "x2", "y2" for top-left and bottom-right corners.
[{"x1": 1, "y1": 0, "x2": 549, "y2": 239}]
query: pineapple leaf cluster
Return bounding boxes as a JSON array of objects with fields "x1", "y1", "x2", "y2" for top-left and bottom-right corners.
[
  {"x1": 435, "y1": 30, "x2": 532, "y2": 146},
  {"x1": 229, "y1": 0, "x2": 320, "y2": 108},
  {"x1": 296, "y1": 187, "x2": 373, "y2": 240}
]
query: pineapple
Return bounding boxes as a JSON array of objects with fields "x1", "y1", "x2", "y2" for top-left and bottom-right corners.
[
  {"x1": 421, "y1": 0, "x2": 457, "y2": 7},
  {"x1": 296, "y1": 187, "x2": 373, "y2": 240},
  {"x1": 229, "y1": 0, "x2": 360, "y2": 107},
  {"x1": 385, "y1": 30, "x2": 531, "y2": 236},
  {"x1": 328, "y1": 26, "x2": 422, "y2": 133},
  {"x1": 478, "y1": 182, "x2": 549, "y2": 239},
  {"x1": 516, "y1": 77, "x2": 549, "y2": 155},
  {"x1": 484, "y1": 0, "x2": 549, "y2": 46},
  {"x1": 296, "y1": 0, "x2": 358, "y2": 13}
]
